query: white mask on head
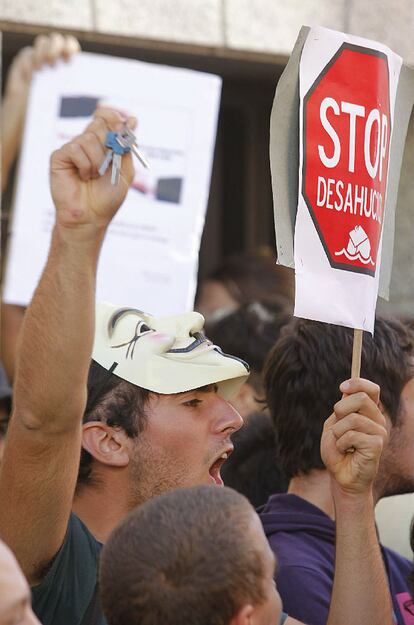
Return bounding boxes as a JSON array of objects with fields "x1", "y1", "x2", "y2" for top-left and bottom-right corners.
[{"x1": 92, "y1": 302, "x2": 250, "y2": 399}]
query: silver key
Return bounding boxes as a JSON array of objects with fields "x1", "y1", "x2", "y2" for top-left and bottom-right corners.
[
  {"x1": 131, "y1": 144, "x2": 150, "y2": 169},
  {"x1": 99, "y1": 150, "x2": 113, "y2": 176},
  {"x1": 111, "y1": 152, "x2": 122, "y2": 185},
  {"x1": 118, "y1": 126, "x2": 150, "y2": 169}
]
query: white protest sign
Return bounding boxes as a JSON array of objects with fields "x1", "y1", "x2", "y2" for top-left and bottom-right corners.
[
  {"x1": 294, "y1": 26, "x2": 402, "y2": 332},
  {"x1": 3, "y1": 52, "x2": 221, "y2": 315},
  {"x1": 271, "y1": 28, "x2": 414, "y2": 303}
]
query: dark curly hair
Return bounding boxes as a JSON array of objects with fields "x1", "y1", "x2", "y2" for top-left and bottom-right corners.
[
  {"x1": 264, "y1": 317, "x2": 414, "y2": 480},
  {"x1": 205, "y1": 300, "x2": 291, "y2": 393},
  {"x1": 77, "y1": 360, "x2": 152, "y2": 486},
  {"x1": 221, "y1": 412, "x2": 288, "y2": 507},
  {"x1": 206, "y1": 251, "x2": 294, "y2": 305}
]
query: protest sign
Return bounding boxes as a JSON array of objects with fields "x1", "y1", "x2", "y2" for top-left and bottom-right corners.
[
  {"x1": 302, "y1": 42, "x2": 391, "y2": 279},
  {"x1": 296, "y1": 28, "x2": 401, "y2": 334},
  {"x1": 271, "y1": 26, "x2": 414, "y2": 337},
  {"x1": 3, "y1": 53, "x2": 221, "y2": 315}
]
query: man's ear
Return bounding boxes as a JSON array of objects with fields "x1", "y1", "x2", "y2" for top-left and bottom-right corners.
[
  {"x1": 82, "y1": 422, "x2": 130, "y2": 468},
  {"x1": 229, "y1": 604, "x2": 254, "y2": 625}
]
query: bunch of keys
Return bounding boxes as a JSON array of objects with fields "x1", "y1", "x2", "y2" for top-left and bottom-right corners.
[{"x1": 99, "y1": 124, "x2": 149, "y2": 185}]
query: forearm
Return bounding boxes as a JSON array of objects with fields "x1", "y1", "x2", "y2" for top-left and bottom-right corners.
[
  {"x1": 2, "y1": 35, "x2": 80, "y2": 192},
  {"x1": 327, "y1": 485, "x2": 393, "y2": 625},
  {"x1": 0, "y1": 303, "x2": 26, "y2": 384},
  {"x1": 13, "y1": 225, "x2": 105, "y2": 428},
  {"x1": 1, "y1": 93, "x2": 28, "y2": 191}
]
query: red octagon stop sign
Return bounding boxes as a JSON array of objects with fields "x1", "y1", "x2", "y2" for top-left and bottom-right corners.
[{"x1": 303, "y1": 43, "x2": 391, "y2": 276}]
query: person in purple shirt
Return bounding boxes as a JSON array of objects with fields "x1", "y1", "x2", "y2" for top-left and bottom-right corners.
[
  {"x1": 98, "y1": 375, "x2": 392, "y2": 625},
  {"x1": 261, "y1": 317, "x2": 414, "y2": 625}
]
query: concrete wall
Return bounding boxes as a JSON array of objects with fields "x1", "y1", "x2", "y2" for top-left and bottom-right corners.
[
  {"x1": 376, "y1": 493, "x2": 414, "y2": 560},
  {"x1": 1, "y1": 0, "x2": 414, "y2": 63},
  {"x1": 379, "y1": 114, "x2": 414, "y2": 319},
  {"x1": 1, "y1": 0, "x2": 413, "y2": 316}
]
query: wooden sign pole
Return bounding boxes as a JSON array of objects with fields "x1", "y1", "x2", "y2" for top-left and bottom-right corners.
[
  {"x1": 345, "y1": 328, "x2": 364, "y2": 454},
  {"x1": 351, "y1": 329, "x2": 363, "y2": 378}
]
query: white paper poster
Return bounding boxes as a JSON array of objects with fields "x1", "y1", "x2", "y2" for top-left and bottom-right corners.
[
  {"x1": 294, "y1": 26, "x2": 402, "y2": 332},
  {"x1": 4, "y1": 52, "x2": 222, "y2": 315}
]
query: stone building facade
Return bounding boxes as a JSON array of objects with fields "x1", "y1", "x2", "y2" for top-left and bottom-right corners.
[{"x1": 1, "y1": 0, "x2": 413, "y2": 315}]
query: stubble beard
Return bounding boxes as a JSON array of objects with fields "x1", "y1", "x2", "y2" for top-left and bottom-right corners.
[
  {"x1": 127, "y1": 439, "x2": 191, "y2": 510},
  {"x1": 375, "y1": 425, "x2": 414, "y2": 500},
  {"x1": 375, "y1": 470, "x2": 414, "y2": 500}
]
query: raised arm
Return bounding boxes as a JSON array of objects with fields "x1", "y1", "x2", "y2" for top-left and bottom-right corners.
[
  {"x1": 2, "y1": 33, "x2": 80, "y2": 191},
  {"x1": 321, "y1": 378, "x2": 393, "y2": 625},
  {"x1": 0, "y1": 304, "x2": 25, "y2": 384},
  {"x1": 1, "y1": 35, "x2": 80, "y2": 384},
  {"x1": 0, "y1": 109, "x2": 135, "y2": 584}
]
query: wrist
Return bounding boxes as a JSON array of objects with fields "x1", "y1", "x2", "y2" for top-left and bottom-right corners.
[
  {"x1": 331, "y1": 478, "x2": 375, "y2": 511},
  {"x1": 52, "y1": 222, "x2": 107, "y2": 252},
  {"x1": 3, "y1": 89, "x2": 29, "y2": 111},
  {"x1": 333, "y1": 485, "x2": 377, "y2": 539},
  {"x1": 4, "y1": 74, "x2": 31, "y2": 98}
]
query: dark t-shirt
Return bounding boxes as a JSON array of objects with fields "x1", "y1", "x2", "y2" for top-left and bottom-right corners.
[
  {"x1": 31, "y1": 513, "x2": 105, "y2": 625},
  {"x1": 31, "y1": 512, "x2": 288, "y2": 625}
]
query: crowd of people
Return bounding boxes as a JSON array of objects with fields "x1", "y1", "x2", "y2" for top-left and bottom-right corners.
[{"x1": 1, "y1": 33, "x2": 414, "y2": 625}]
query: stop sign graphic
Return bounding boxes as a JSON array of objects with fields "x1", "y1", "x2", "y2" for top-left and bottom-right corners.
[{"x1": 302, "y1": 43, "x2": 391, "y2": 276}]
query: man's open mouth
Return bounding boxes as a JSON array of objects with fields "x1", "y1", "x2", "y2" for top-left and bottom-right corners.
[{"x1": 209, "y1": 448, "x2": 233, "y2": 486}]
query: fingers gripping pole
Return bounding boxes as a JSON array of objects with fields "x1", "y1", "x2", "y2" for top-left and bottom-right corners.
[
  {"x1": 351, "y1": 328, "x2": 363, "y2": 379},
  {"x1": 346, "y1": 328, "x2": 364, "y2": 455}
]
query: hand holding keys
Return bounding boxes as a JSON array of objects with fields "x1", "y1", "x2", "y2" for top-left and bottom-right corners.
[{"x1": 99, "y1": 124, "x2": 149, "y2": 185}]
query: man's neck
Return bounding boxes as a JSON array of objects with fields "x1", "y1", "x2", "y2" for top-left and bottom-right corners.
[
  {"x1": 288, "y1": 470, "x2": 336, "y2": 520},
  {"x1": 72, "y1": 474, "x2": 130, "y2": 543}
]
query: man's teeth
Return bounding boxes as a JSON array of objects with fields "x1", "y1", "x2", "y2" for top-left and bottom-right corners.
[{"x1": 221, "y1": 452, "x2": 228, "y2": 460}]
